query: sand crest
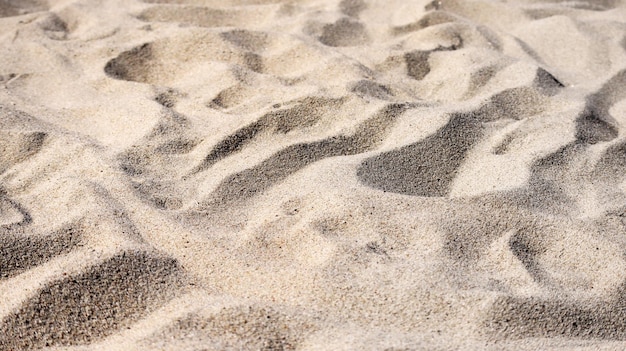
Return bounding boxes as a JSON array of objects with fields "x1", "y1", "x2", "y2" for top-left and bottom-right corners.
[{"x1": 1, "y1": 0, "x2": 626, "y2": 349}]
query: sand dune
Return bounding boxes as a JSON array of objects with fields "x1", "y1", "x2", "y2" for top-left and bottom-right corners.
[{"x1": 1, "y1": 0, "x2": 626, "y2": 349}]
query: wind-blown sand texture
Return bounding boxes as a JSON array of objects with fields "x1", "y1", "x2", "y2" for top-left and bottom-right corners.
[{"x1": 1, "y1": 0, "x2": 626, "y2": 349}]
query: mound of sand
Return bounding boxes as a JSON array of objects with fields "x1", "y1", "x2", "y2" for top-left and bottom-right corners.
[{"x1": 1, "y1": 0, "x2": 626, "y2": 349}]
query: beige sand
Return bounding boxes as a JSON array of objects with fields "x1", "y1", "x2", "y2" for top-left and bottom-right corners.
[{"x1": 1, "y1": 0, "x2": 626, "y2": 349}]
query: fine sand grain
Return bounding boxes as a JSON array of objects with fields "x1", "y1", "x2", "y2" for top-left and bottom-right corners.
[{"x1": 1, "y1": 0, "x2": 626, "y2": 350}]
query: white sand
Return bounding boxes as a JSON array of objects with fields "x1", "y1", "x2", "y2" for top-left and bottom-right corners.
[{"x1": 1, "y1": 0, "x2": 626, "y2": 349}]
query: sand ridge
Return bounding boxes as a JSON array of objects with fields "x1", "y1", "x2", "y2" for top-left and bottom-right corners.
[{"x1": 1, "y1": 0, "x2": 626, "y2": 349}]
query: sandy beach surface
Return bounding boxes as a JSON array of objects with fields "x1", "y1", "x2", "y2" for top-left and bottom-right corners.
[{"x1": 1, "y1": 0, "x2": 626, "y2": 349}]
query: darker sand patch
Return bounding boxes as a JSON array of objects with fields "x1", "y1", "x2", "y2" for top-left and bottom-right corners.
[
  {"x1": 104, "y1": 43, "x2": 154, "y2": 82},
  {"x1": 358, "y1": 87, "x2": 546, "y2": 197},
  {"x1": 474, "y1": 87, "x2": 546, "y2": 121},
  {"x1": 0, "y1": 223, "x2": 82, "y2": 280},
  {"x1": 404, "y1": 44, "x2": 461, "y2": 81},
  {"x1": 575, "y1": 69, "x2": 626, "y2": 146},
  {"x1": 533, "y1": 67, "x2": 564, "y2": 96},
  {"x1": 221, "y1": 29, "x2": 269, "y2": 51},
  {"x1": 192, "y1": 97, "x2": 345, "y2": 174},
  {"x1": 243, "y1": 51, "x2": 264, "y2": 73},
  {"x1": 199, "y1": 103, "x2": 410, "y2": 210},
  {"x1": 37, "y1": 13, "x2": 69, "y2": 40},
  {"x1": 404, "y1": 51, "x2": 432, "y2": 80},
  {"x1": 154, "y1": 89, "x2": 183, "y2": 108},
  {"x1": 0, "y1": 251, "x2": 183, "y2": 349},
  {"x1": 339, "y1": 0, "x2": 367, "y2": 18},
  {"x1": 575, "y1": 108, "x2": 618, "y2": 145},
  {"x1": 358, "y1": 113, "x2": 482, "y2": 197},
  {"x1": 485, "y1": 290, "x2": 626, "y2": 340},
  {"x1": 519, "y1": 144, "x2": 581, "y2": 215},
  {"x1": 593, "y1": 141, "x2": 626, "y2": 182},
  {"x1": 0, "y1": 0, "x2": 47, "y2": 18},
  {"x1": 464, "y1": 64, "x2": 501, "y2": 98},
  {"x1": 319, "y1": 18, "x2": 369, "y2": 47},
  {"x1": 586, "y1": 69, "x2": 626, "y2": 122},
  {"x1": 350, "y1": 80, "x2": 393, "y2": 100},
  {"x1": 507, "y1": 228, "x2": 551, "y2": 284}
]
